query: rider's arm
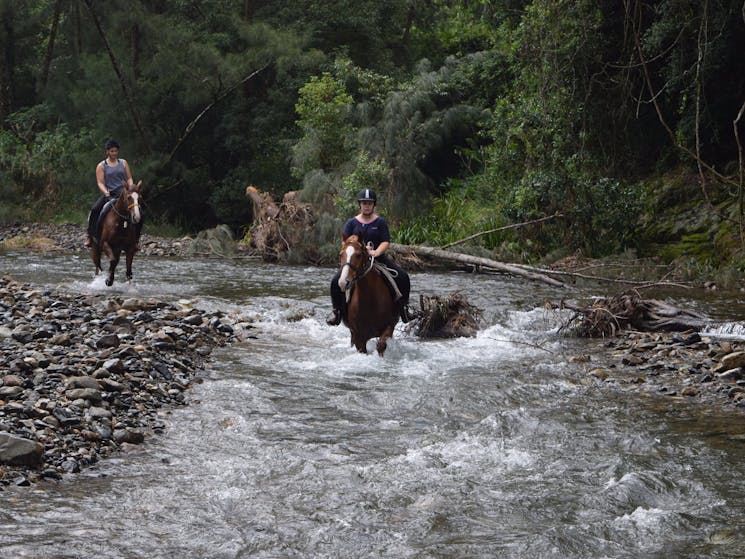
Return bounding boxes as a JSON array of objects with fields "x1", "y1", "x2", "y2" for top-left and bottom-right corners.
[
  {"x1": 95, "y1": 163, "x2": 109, "y2": 197},
  {"x1": 369, "y1": 241, "x2": 389, "y2": 258},
  {"x1": 122, "y1": 159, "x2": 135, "y2": 189}
]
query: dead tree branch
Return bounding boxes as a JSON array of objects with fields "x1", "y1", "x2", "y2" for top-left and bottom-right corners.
[
  {"x1": 439, "y1": 213, "x2": 562, "y2": 250},
  {"x1": 167, "y1": 63, "x2": 270, "y2": 163}
]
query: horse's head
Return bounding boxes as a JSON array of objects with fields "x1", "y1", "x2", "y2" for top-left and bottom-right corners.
[
  {"x1": 338, "y1": 234, "x2": 369, "y2": 291},
  {"x1": 123, "y1": 180, "x2": 143, "y2": 224}
]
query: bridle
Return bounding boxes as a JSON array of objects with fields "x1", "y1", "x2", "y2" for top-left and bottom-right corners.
[
  {"x1": 338, "y1": 237, "x2": 374, "y2": 292},
  {"x1": 111, "y1": 191, "x2": 141, "y2": 226}
]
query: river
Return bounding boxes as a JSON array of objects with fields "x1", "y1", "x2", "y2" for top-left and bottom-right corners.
[{"x1": 1, "y1": 251, "x2": 745, "y2": 558}]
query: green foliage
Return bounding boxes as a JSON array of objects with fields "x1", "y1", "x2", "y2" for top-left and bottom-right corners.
[
  {"x1": 292, "y1": 72, "x2": 354, "y2": 176},
  {"x1": 337, "y1": 151, "x2": 389, "y2": 215},
  {"x1": 395, "y1": 186, "x2": 502, "y2": 248},
  {"x1": 0, "y1": 109, "x2": 95, "y2": 221},
  {"x1": 1, "y1": 0, "x2": 744, "y2": 268},
  {"x1": 208, "y1": 178, "x2": 253, "y2": 235}
]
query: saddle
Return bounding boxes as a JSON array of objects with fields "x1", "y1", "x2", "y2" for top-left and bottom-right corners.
[
  {"x1": 374, "y1": 262, "x2": 403, "y2": 301},
  {"x1": 343, "y1": 262, "x2": 402, "y2": 304},
  {"x1": 92, "y1": 199, "x2": 117, "y2": 243}
]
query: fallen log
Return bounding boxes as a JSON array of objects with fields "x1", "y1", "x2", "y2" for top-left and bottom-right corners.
[
  {"x1": 390, "y1": 243, "x2": 565, "y2": 288},
  {"x1": 554, "y1": 291, "x2": 708, "y2": 337}
]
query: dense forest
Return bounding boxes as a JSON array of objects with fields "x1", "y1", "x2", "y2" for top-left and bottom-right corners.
[{"x1": 1, "y1": 1, "x2": 744, "y2": 272}]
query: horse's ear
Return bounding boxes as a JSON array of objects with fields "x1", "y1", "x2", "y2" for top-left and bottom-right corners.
[
  {"x1": 342, "y1": 232, "x2": 349, "y2": 242},
  {"x1": 134, "y1": 180, "x2": 142, "y2": 192}
]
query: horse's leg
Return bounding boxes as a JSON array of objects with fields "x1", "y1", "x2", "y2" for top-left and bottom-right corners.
[
  {"x1": 376, "y1": 324, "x2": 395, "y2": 356},
  {"x1": 125, "y1": 249, "x2": 134, "y2": 281},
  {"x1": 354, "y1": 337, "x2": 368, "y2": 353},
  {"x1": 350, "y1": 329, "x2": 368, "y2": 353},
  {"x1": 90, "y1": 246, "x2": 102, "y2": 274},
  {"x1": 106, "y1": 248, "x2": 120, "y2": 286}
]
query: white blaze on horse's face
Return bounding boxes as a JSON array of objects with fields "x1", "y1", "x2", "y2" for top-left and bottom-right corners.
[
  {"x1": 130, "y1": 192, "x2": 141, "y2": 223},
  {"x1": 338, "y1": 244, "x2": 355, "y2": 290}
]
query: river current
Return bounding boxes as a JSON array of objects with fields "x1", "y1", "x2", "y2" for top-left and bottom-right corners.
[{"x1": 1, "y1": 252, "x2": 745, "y2": 558}]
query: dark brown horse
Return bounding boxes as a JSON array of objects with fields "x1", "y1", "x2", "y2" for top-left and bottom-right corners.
[
  {"x1": 90, "y1": 180, "x2": 142, "y2": 286},
  {"x1": 337, "y1": 234, "x2": 398, "y2": 355}
]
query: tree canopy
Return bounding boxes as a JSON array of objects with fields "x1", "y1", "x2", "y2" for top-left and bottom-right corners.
[{"x1": 1, "y1": 0, "x2": 744, "y2": 266}]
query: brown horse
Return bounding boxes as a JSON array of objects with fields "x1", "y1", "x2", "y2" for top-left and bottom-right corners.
[
  {"x1": 90, "y1": 180, "x2": 142, "y2": 286},
  {"x1": 337, "y1": 234, "x2": 399, "y2": 355}
]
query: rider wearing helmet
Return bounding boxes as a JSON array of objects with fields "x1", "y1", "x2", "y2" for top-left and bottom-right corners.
[{"x1": 327, "y1": 188, "x2": 415, "y2": 326}]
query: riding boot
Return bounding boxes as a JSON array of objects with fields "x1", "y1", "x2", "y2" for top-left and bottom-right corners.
[
  {"x1": 326, "y1": 308, "x2": 342, "y2": 326},
  {"x1": 399, "y1": 303, "x2": 416, "y2": 323}
]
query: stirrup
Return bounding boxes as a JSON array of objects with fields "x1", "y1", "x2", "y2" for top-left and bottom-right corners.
[{"x1": 326, "y1": 309, "x2": 342, "y2": 326}]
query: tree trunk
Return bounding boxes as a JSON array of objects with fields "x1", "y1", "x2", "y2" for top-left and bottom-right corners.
[
  {"x1": 83, "y1": 0, "x2": 149, "y2": 152},
  {"x1": 39, "y1": 0, "x2": 63, "y2": 95},
  {"x1": 243, "y1": 0, "x2": 254, "y2": 20},
  {"x1": 390, "y1": 243, "x2": 565, "y2": 287},
  {"x1": 0, "y1": 6, "x2": 15, "y2": 123}
]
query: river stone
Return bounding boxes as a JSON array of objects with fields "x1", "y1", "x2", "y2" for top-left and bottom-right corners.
[
  {"x1": 0, "y1": 433, "x2": 44, "y2": 466},
  {"x1": 2, "y1": 374, "x2": 24, "y2": 387},
  {"x1": 96, "y1": 333, "x2": 120, "y2": 349},
  {"x1": 121, "y1": 298, "x2": 149, "y2": 311},
  {"x1": 88, "y1": 406, "x2": 112, "y2": 419},
  {"x1": 32, "y1": 328, "x2": 54, "y2": 340},
  {"x1": 103, "y1": 358, "x2": 125, "y2": 374},
  {"x1": 717, "y1": 368, "x2": 744, "y2": 382},
  {"x1": 52, "y1": 407, "x2": 81, "y2": 426},
  {"x1": 717, "y1": 351, "x2": 745, "y2": 371},
  {"x1": 589, "y1": 368, "x2": 610, "y2": 380},
  {"x1": 183, "y1": 314, "x2": 204, "y2": 326},
  {"x1": 0, "y1": 386, "x2": 23, "y2": 398},
  {"x1": 98, "y1": 378, "x2": 125, "y2": 392},
  {"x1": 622, "y1": 354, "x2": 646, "y2": 366},
  {"x1": 65, "y1": 388, "x2": 102, "y2": 402},
  {"x1": 67, "y1": 376, "x2": 101, "y2": 390},
  {"x1": 113, "y1": 429, "x2": 145, "y2": 444}
]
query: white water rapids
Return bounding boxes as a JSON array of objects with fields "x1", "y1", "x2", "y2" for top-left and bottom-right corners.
[{"x1": 2, "y1": 252, "x2": 745, "y2": 558}]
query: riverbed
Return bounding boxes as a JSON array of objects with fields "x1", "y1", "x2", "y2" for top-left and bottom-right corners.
[{"x1": 2, "y1": 249, "x2": 745, "y2": 558}]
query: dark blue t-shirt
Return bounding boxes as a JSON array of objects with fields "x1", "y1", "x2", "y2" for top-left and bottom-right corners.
[{"x1": 343, "y1": 216, "x2": 391, "y2": 249}]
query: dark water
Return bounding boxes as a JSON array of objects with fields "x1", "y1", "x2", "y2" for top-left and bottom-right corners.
[{"x1": 2, "y1": 251, "x2": 745, "y2": 558}]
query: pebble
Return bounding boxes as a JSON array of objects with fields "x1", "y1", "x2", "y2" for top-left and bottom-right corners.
[
  {"x1": 575, "y1": 329, "x2": 745, "y2": 412},
  {"x1": 0, "y1": 274, "x2": 247, "y2": 487}
]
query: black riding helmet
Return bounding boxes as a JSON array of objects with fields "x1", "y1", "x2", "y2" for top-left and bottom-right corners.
[
  {"x1": 357, "y1": 189, "x2": 377, "y2": 203},
  {"x1": 104, "y1": 139, "x2": 120, "y2": 150}
]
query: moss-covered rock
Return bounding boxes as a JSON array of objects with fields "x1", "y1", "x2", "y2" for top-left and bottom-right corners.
[{"x1": 635, "y1": 169, "x2": 742, "y2": 269}]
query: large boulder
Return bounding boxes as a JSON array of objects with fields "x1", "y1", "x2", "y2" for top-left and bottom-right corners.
[{"x1": 0, "y1": 433, "x2": 44, "y2": 467}]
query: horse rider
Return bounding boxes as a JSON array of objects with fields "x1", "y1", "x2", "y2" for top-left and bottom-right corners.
[
  {"x1": 85, "y1": 139, "x2": 141, "y2": 248},
  {"x1": 327, "y1": 188, "x2": 415, "y2": 326}
]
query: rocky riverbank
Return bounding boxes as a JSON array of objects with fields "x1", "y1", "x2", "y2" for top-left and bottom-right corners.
[
  {"x1": 569, "y1": 329, "x2": 745, "y2": 414},
  {"x1": 0, "y1": 274, "x2": 253, "y2": 488},
  {"x1": 0, "y1": 222, "x2": 194, "y2": 257}
]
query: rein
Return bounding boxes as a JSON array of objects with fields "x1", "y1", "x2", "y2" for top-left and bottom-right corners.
[
  {"x1": 340, "y1": 241, "x2": 374, "y2": 291},
  {"x1": 110, "y1": 194, "x2": 139, "y2": 223}
]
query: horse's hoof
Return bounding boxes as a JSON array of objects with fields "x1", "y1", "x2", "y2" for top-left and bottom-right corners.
[{"x1": 105, "y1": 279, "x2": 113, "y2": 286}]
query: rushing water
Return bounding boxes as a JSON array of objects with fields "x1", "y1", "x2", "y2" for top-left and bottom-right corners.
[{"x1": 2, "y1": 251, "x2": 745, "y2": 558}]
